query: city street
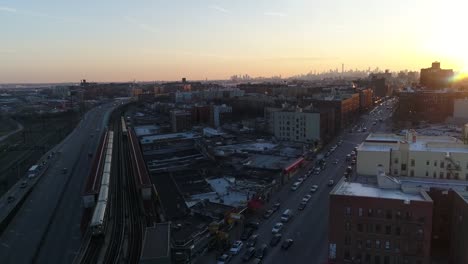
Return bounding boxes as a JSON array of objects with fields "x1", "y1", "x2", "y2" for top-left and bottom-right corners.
[{"x1": 204, "y1": 99, "x2": 395, "y2": 264}]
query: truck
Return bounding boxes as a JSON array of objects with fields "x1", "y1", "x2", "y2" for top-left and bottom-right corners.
[{"x1": 28, "y1": 165, "x2": 39, "y2": 178}]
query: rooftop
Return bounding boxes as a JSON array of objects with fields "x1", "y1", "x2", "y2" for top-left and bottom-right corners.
[
  {"x1": 243, "y1": 154, "x2": 299, "y2": 170},
  {"x1": 140, "y1": 223, "x2": 171, "y2": 261},
  {"x1": 134, "y1": 125, "x2": 160, "y2": 137},
  {"x1": 358, "y1": 133, "x2": 468, "y2": 153},
  {"x1": 332, "y1": 179, "x2": 428, "y2": 201},
  {"x1": 141, "y1": 132, "x2": 200, "y2": 144}
]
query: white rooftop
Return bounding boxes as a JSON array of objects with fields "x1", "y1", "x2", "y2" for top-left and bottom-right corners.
[
  {"x1": 140, "y1": 132, "x2": 200, "y2": 144},
  {"x1": 332, "y1": 181, "x2": 427, "y2": 201},
  {"x1": 358, "y1": 133, "x2": 468, "y2": 153},
  {"x1": 134, "y1": 125, "x2": 160, "y2": 137}
]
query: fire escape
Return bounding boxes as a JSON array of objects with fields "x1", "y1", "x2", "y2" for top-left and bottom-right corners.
[{"x1": 445, "y1": 152, "x2": 461, "y2": 179}]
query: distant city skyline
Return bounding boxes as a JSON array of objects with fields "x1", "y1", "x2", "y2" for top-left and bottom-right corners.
[{"x1": 1, "y1": 0, "x2": 467, "y2": 83}]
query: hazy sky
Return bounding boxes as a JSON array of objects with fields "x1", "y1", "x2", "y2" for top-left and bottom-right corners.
[{"x1": 1, "y1": 0, "x2": 467, "y2": 83}]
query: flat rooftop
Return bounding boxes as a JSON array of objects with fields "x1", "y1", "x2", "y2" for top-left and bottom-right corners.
[
  {"x1": 134, "y1": 125, "x2": 160, "y2": 137},
  {"x1": 141, "y1": 132, "x2": 200, "y2": 144},
  {"x1": 358, "y1": 133, "x2": 468, "y2": 153},
  {"x1": 243, "y1": 154, "x2": 299, "y2": 170},
  {"x1": 140, "y1": 223, "x2": 170, "y2": 260},
  {"x1": 332, "y1": 180, "x2": 428, "y2": 201}
]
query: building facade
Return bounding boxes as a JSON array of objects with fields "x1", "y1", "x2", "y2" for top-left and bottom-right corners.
[
  {"x1": 329, "y1": 178, "x2": 433, "y2": 264},
  {"x1": 356, "y1": 133, "x2": 468, "y2": 180},
  {"x1": 420, "y1": 62, "x2": 454, "y2": 90},
  {"x1": 170, "y1": 110, "x2": 192, "y2": 132},
  {"x1": 271, "y1": 108, "x2": 321, "y2": 143}
]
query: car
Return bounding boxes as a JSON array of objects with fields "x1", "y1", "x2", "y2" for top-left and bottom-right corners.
[
  {"x1": 272, "y1": 223, "x2": 283, "y2": 234},
  {"x1": 254, "y1": 244, "x2": 268, "y2": 259},
  {"x1": 246, "y1": 234, "x2": 259, "y2": 247},
  {"x1": 346, "y1": 166, "x2": 353, "y2": 173},
  {"x1": 272, "y1": 202, "x2": 281, "y2": 212},
  {"x1": 230, "y1": 240, "x2": 243, "y2": 255},
  {"x1": 217, "y1": 254, "x2": 232, "y2": 264},
  {"x1": 333, "y1": 144, "x2": 338, "y2": 149},
  {"x1": 241, "y1": 228, "x2": 254, "y2": 240},
  {"x1": 290, "y1": 182, "x2": 301, "y2": 191},
  {"x1": 314, "y1": 168, "x2": 321, "y2": 175},
  {"x1": 310, "y1": 185, "x2": 318, "y2": 193},
  {"x1": 242, "y1": 247, "x2": 256, "y2": 262},
  {"x1": 351, "y1": 160, "x2": 356, "y2": 165},
  {"x1": 297, "y1": 177, "x2": 305, "y2": 183},
  {"x1": 337, "y1": 140, "x2": 343, "y2": 145},
  {"x1": 270, "y1": 233, "x2": 282, "y2": 246},
  {"x1": 328, "y1": 180, "x2": 335, "y2": 186},
  {"x1": 302, "y1": 194, "x2": 312, "y2": 203},
  {"x1": 298, "y1": 201, "x2": 307, "y2": 211},
  {"x1": 346, "y1": 154, "x2": 351, "y2": 161},
  {"x1": 19, "y1": 180, "x2": 28, "y2": 188},
  {"x1": 281, "y1": 239, "x2": 294, "y2": 250},
  {"x1": 7, "y1": 196, "x2": 15, "y2": 203},
  {"x1": 332, "y1": 159, "x2": 339, "y2": 165},
  {"x1": 263, "y1": 209, "x2": 274, "y2": 219},
  {"x1": 325, "y1": 151, "x2": 331, "y2": 157},
  {"x1": 246, "y1": 221, "x2": 260, "y2": 230},
  {"x1": 251, "y1": 258, "x2": 262, "y2": 264}
]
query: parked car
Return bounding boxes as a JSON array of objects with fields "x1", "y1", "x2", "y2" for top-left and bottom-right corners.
[
  {"x1": 302, "y1": 194, "x2": 312, "y2": 203},
  {"x1": 272, "y1": 202, "x2": 281, "y2": 212},
  {"x1": 241, "y1": 228, "x2": 254, "y2": 240},
  {"x1": 310, "y1": 185, "x2": 318, "y2": 193},
  {"x1": 263, "y1": 209, "x2": 273, "y2": 219},
  {"x1": 281, "y1": 239, "x2": 294, "y2": 250},
  {"x1": 19, "y1": 181, "x2": 28, "y2": 188},
  {"x1": 230, "y1": 241, "x2": 243, "y2": 255},
  {"x1": 290, "y1": 182, "x2": 301, "y2": 191},
  {"x1": 246, "y1": 234, "x2": 259, "y2": 247},
  {"x1": 7, "y1": 196, "x2": 15, "y2": 203},
  {"x1": 328, "y1": 180, "x2": 335, "y2": 186},
  {"x1": 217, "y1": 254, "x2": 232, "y2": 264},
  {"x1": 246, "y1": 221, "x2": 260, "y2": 230},
  {"x1": 298, "y1": 201, "x2": 307, "y2": 211},
  {"x1": 332, "y1": 159, "x2": 339, "y2": 165},
  {"x1": 242, "y1": 247, "x2": 256, "y2": 262},
  {"x1": 272, "y1": 223, "x2": 283, "y2": 234},
  {"x1": 270, "y1": 233, "x2": 282, "y2": 246},
  {"x1": 254, "y1": 244, "x2": 268, "y2": 259}
]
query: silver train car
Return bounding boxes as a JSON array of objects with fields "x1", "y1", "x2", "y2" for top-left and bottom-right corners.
[{"x1": 90, "y1": 131, "x2": 113, "y2": 236}]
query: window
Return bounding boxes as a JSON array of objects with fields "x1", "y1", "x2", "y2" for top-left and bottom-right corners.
[
  {"x1": 401, "y1": 164, "x2": 407, "y2": 171},
  {"x1": 385, "y1": 241, "x2": 391, "y2": 250},
  {"x1": 365, "y1": 254, "x2": 371, "y2": 263},
  {"x1": 440, "y1": 161, "x2": 444, "y2": 168},
  {"x1": 395, "y1": 226, "x2": 401, "y2": 235},
  {"x1": 368, "y1": 209, "x2": 373, "y2": 217},
  {"x1": 376, "y1": 240, "x2": 381, "y2": 249},
  {"x1": 425, "y1": 171, "x2": 429, "y2": 177},
  {"x1": 434, "y1": 172, "x2": 437, "y2": 178},
  {"x1": 396, "y1": 211, "x2": 401, "y2": 219},
  {"x1": 345, "y1": 207, "x2": 351, "y2": 216},
  {"x1": 358, "y1": 223, "x2": 363, "y2": 232},
  {"x1": 426, "y1": 160, "x2": 430, "y2": 165},
  {"x1": 375, "y1": 256, "x2": 380, "y2": 264},
  {"x1": 466, "y1": 162, "x2": 468, "y2": 169},
  {"x1": 357, "y1": 240, "x2": 363, "y2": 249},
  {"x1": 359, "y1": 208, "x2": 363, "y2": 217},
  {"x1": 455, "y1": 173, "x2": 459, "y2": 180},
  {"x1": 384, "y1": 256, "x2": 390, "y2": 264},
  {"x1": 434, "y1": 161, "x2": 437, "y2": 167},
  {"x1": 344, "y1": 250, "x2": 351, "y2": 260},
  {"x1": 466, "y1": 173, "x2": 468, "y2": 180},
  {"x1": 411, "y1": 159, "x2": 415, "y2": 166},
  {"x1": 345, "y1": 222, "x2": 351, "y2": 231},
  {"x1": 394, "y1": 169, "x2": 398, "y2": 175},
  {"x1": 394, "y1": 158, "x2": 399, "y2": 164},
  {"x1": 440, "y1": 172, "x2": 444, "y2": 179},
  {"x1": 375, "y1": 224, "x2": 381, "y2": 233},
  {"x1": 385, "y1": 225, "x2": 391, "y2": 235},
  {"x1": 367, "y1": 224, "x2": 373, "y2": 233},
  {"x1": 366, "y1": 240, "x2": 371, "y2": 249},
  {"x1": 410, "y1": 170, "x2": 414, "y2": 176},
  {"x1": 345, "y1": 235, "x2": 351, "y2": 245}
]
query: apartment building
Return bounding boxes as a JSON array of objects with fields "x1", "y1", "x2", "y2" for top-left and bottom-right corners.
[{"x1": 356, "y1": 132, "x2": 468, "y2": 180}]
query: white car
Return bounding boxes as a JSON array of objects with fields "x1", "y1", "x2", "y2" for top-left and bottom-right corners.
[
  {"x1": 230, "y1": 240, "x2": 243, "y2": 255},
  {"x1": 310, "y1": 185, "x2": 318, "y2": 193},
  {"x1": 302, "y1": 194, "x2": 312, "y2": 202},
  {"x1": 217, "y1": 254, "x2": 232, "y2": 264},
  {"x1": 272, "y1": 223, "x2": 284, "y2": 234},
  {"x1": 333, "y1": 159, "x2": 339, "y2": 165}
]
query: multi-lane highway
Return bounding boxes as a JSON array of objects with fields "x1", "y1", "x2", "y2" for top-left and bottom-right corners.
[
  {"x1": 209, "y1": 99, "x2": 396, "y2": 264},
  {"x1": 0, "y1": 102, "x2": 116, "y2": 264}
]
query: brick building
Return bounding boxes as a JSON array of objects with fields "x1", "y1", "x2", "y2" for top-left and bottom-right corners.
[
  {"x1": 420, "y1": 62, "x2": 454, "y2": 90},
  {"x1": 329, "y1": 176, "x2": 433, "y2": 264}
]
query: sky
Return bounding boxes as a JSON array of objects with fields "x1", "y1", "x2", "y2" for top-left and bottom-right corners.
[{"x1": 1, "y1": 0, "x2": 467, "y2": 83}]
